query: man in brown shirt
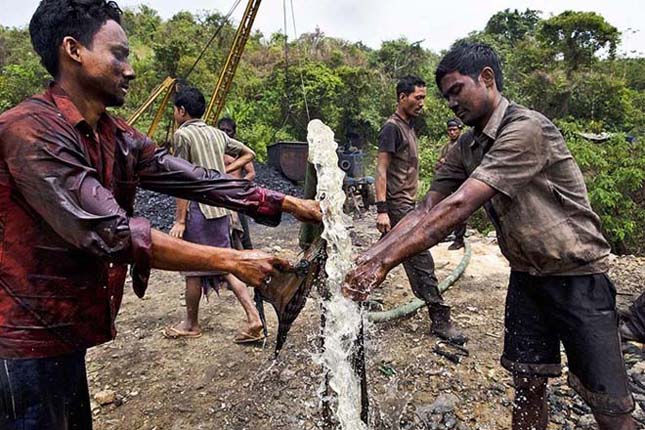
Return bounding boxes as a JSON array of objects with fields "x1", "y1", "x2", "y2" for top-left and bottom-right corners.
[
  {"x1": 375, "y1": 75, "x2": 466, "y2": 345},
  {"x1": 436, "y1": 118, "x2": 466, "y2": 250},
  {"x1": 346, "y1": 43, "x2": 635, "y2": 430}
]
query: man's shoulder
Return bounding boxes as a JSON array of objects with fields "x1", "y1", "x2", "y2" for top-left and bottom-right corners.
[{"x1": 0, "y1": 95, "x2": 63, "y2": 139}]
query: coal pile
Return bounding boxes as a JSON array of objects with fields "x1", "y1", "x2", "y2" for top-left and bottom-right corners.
[
  {"x1": 133, "y1": 162, "x2": 302, "y2": 232},
  {"x1": 253, "y1": 162, "x2": 304, "y2": 197},
  {"x1": 134, "y1": 188, "x2": 175, "y2": 232}
]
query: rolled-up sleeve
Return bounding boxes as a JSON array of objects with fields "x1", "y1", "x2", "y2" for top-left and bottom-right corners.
[{"x1": 135, "y1": 136, "x2": 284, "y2": 226}]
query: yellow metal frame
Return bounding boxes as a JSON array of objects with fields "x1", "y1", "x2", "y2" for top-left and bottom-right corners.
[
  {"x1": 205, "y1": 0, "x2": 262, "y2": 124},
  {"x1": 127, "y1": 0, "x2": 262, "y2": 138}
]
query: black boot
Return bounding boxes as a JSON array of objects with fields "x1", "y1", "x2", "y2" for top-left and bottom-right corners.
[
  {"x1": 429, "y1": 304, "x2": 468, "y2": 345},
  {"x1": 448, "y1": 239, "x2": 464, "y2": 250}
]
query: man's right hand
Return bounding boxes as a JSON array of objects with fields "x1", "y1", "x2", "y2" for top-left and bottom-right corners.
[
  {"x1": 169, "y1": 221, "x2": 185, "y2": 238},
  {"x1": 229, "y1": 250, "x2": 292, "y2": 287},
  {"x1": 376, "y1": 212, "x2": 391, "y2": 234}
]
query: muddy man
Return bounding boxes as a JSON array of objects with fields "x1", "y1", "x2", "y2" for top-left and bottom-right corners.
[{"x1": 345, "y1": 42, "x2": 636, "y2": 430}]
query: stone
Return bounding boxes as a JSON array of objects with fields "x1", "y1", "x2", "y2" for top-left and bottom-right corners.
[
  {"x1": 430, "y1": 393, "x2": 460, "y2": 414},
  {"x1": 94, "y1": 390, "x2": 117, "y2": 406}
]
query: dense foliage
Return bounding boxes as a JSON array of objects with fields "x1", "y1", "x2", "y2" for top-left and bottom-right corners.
[{"x1": 1, "y1": 7, "x2": 643, "y2": 253}]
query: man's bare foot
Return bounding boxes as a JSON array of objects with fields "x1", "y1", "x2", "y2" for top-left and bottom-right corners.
[
  {"x1": 234, "y1": 321, "x2": 265, "y2": 344},
  {"x1": 162, "y1": 321, "x2": 202, "y2": 339}
]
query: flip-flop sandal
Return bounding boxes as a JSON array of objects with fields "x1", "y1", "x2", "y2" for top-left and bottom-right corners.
[
  {"x1": 233, "y1": 328, "x2": 266, "y2": 344},
  {"x1": 162, "y1": 326, "x2": 202, "y2": 339}
]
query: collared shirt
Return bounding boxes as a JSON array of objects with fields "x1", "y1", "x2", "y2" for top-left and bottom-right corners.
[
  {"x1": 0, "y1": 83, "x2": 284, "y2": 359},
  {"x1": 431, "y1": 97, "x2": 610, "y2": 276},
  {"x1": 174, "y1": 119, "x2": 254, "y2": 219},
  {"x1": 378, "y1": 113, "x2": 419, "y2": 207}
]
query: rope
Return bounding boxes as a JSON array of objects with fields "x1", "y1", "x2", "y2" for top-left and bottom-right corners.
[
  {"x1": 289, "y1": 0, "x2": 310, "y2": 121},
  {"x1": 367, "y1": 240, "x2": 472, "y2": 322},
  {"x1": 183, "y1": 0, "x2": 243, "y2": 80}
]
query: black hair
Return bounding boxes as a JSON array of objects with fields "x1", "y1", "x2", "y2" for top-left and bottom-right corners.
[
  {"x1": 29, "y1": 0, "x2": 123, "y2": 77},
  {"x1": 173, "y1": 86, "x2": 206, "y2": 118},
  {"x1": 435, "y1": 42, "x2": 504, "y2": 92},
  {"x1": 447, "y1": 118, "x2": 463, "y2": 128},
  {"x1": 396, "y1": 75, "x2": 426, "y2": 99},
  {"x1": 217, "y1": 117, "x2": 236, "y2": 134}
]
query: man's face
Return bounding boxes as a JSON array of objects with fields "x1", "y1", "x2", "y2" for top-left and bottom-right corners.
[
  {"x1": 440, "y1": 71, "x2": 492, "y2": 128},
  {"x1": 78, "y1": 20, "x2": 135, "y2": 107},
  {"x1": 399, "y1": 86, "x2": 426, "y2": 118},
  {"x1": 447, "y1": 126, "x2": 461, "y2": 141},
  {"x1": 218, "y1": 123, "x2": 235, "y2": 138}
]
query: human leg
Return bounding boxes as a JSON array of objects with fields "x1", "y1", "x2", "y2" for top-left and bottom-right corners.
[
  {"x1": 388, "y1": 206, "x2": 466, "y2": 345},
  {"x1": 165, "y1": 276, "x2": 203, "y2": 337},
  {"x1": 552, "y1": 274, "x2": 635, "y2": 428},
  {"x1": 225, "y1": 274, "x2": 264, "y2": 341},
  {"x1": 501, "y1": 272, "x2": 562, "y2": 430},
  {"x1": 0, "y1": 350, "x2": 92, "y2": 430},
  {"x1": 512, "y1": 375, "x2": 548, "y2": 430}
]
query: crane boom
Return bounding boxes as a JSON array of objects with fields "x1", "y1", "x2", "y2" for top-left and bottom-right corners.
[{"x1": 204, "y1": 0, "x2": 262, "y2": 124}]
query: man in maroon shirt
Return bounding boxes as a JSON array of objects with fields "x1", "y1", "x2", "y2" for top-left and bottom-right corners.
[{"x1": 0, "y1": 1, "x2": 320, "y2": 429}]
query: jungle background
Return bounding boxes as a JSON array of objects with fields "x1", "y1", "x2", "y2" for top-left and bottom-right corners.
[{"x1": 1, "y1": 7, "x2": 644, "y2": 254}]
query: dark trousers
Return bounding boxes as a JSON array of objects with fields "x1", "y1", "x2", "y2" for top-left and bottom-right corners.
[
  {"x1": 626, "y1": 291, "x2": 645, "y2": 340},
  {"x1": 388, "y1": 205, "x2": 442, "y2": 304},
  {"x1": 239, "y1": 213, "x2": 253, "y2": 250},
  {"x1": 0, "y1": 350, "x2": 92, "y2": 430}
]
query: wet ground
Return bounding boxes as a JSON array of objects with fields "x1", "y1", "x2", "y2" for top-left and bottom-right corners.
[{"x1": 88, "y1": 211, "x2": 645, "y2": 430}]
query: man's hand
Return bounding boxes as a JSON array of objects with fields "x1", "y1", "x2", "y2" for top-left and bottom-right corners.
[
  {"x1": 169, "y1": 221, "x2": 185, "y2": 238},
  {"x1": 376, "y1": 212, "x2": 391, "y2": 234},
  {"x1": 229, "y1": 250, "x2": 292, "y2": 287},
  {"x1": 343, "y1": 254, "x2": 388, "y2": 301},
  {"x1": 282, "y1": 196, "x2": 322, "y2": 223}
]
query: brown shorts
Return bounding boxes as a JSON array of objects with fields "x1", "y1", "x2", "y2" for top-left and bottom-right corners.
[{"x1": 501, "y1": 271, "x2": 634, "y2": 415}]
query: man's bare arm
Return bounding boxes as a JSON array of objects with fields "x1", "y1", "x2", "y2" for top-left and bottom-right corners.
[
  {"x1": 243, "y1": 161, "x2": 256, "y2": 181},
  {"x1": 344, "y1": 178, "x2": 497, "y2": 300},
  {"x1": 225, "y1": 146, "x2": 254, "y2": 174},
  {"x1": 150, "y1": 229, "x2": 289, "y2": 287},
  {"x1": 169, "y1": 198, "x2": 188, "y2": 238},
  {"x1": 375, "y1": 152, "x2": 392, "y2": 233}
]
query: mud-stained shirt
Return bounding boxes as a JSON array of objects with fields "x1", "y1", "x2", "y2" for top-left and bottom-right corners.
[
  {"x1": 0, "y1": 83, "x2": 284, "y2": 359},
  {"x1": 378, "y1": 113, "x2": 419, "y2": 207},
  {"x1": 430, "y1": 97, "x2": 610, "y2": 276}
]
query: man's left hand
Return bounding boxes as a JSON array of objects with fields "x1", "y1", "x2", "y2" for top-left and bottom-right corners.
[
  {"x1": 343, "y1": 254, "x2": 388, "y2": 301},
  {"x1": 283, "y1": 196, "x2": 322, "y2": 223}
]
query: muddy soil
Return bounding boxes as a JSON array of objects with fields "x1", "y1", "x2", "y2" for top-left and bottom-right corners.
[{"x1": 88, "y1": 212, "x2": 644, "y2": 430}]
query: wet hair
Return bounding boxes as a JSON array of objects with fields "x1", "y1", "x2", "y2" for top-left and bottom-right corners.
[
  {"x1": 435, "y1": 42, "x2": 504, "y2": 92},
  {"x1": 29, "y1": 0, "x2": 123, "y2": 77},
  {"x1": 447, "y1": 118, "x2": 463, "y2": 128},
  {"x1": 396, "y1": 75, "x2": 426, "y2": 99},
  {"x1": 173, "y1": 86, "x2": 206, "y2": 118},
  {"x1": 217, "y1": 117, "x2": 237, "y2": 134}
]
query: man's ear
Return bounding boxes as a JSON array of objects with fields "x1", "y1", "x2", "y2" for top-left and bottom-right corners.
[
  {"x1": 61, "y1": 36, "x2": 83, "y2": 65},
  {"x1": 480, "y1": 66, "x2": 496, "y2": 89}
]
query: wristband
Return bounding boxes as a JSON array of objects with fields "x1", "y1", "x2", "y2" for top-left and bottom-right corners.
[{"x1": 375, "y1": 201, "x2": 388, "y2": 214}]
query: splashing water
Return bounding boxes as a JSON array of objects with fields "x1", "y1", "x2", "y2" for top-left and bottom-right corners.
[{"x1": 307, "y1": 119, "x2": 367, "y2": 430}]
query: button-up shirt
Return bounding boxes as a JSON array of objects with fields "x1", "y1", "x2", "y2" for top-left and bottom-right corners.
[
  {"x1": 378, "y1": 113, "x2": 420, "y2": 207},
  {"x1": 0, "y1": 84, "x2": 284, "y2": 358},
  {"x1": 431, "y1": 97, "x2": 610, "y2": 276}
]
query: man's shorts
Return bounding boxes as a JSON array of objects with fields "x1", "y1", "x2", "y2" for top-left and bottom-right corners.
[{"x1": 501, "y1": 271, "x2": 634, "y2": 415}]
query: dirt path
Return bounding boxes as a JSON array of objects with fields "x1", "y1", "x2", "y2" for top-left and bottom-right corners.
[{"x1": 88, "y1": 214, "x2": 644, "y2": 430}]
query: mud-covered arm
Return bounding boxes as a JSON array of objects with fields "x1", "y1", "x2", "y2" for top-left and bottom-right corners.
[{"x1": 344, "y1": 179, "x2": 496, "y2": 301}]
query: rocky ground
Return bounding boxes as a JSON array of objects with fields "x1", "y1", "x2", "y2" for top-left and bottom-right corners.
[{"x1": 89, "y1": 186, "x2": 645, "y2": 430}]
